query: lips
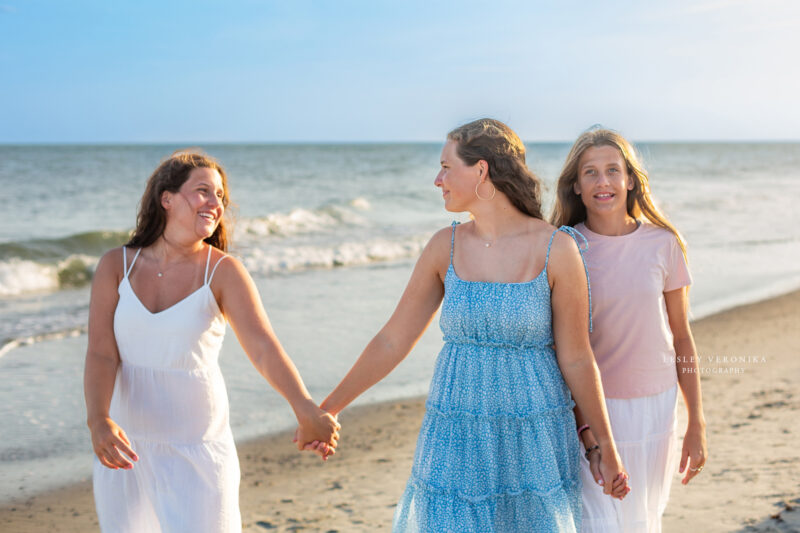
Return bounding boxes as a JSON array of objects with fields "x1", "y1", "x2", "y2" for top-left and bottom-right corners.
[{"x1": 593, "y1": 192, "x2": 615, "y2": 200}]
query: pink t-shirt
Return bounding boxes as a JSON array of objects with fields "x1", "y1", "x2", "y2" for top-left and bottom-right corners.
[{"x1": 575, "y1": 221, "x2": 692, "y2": 399}]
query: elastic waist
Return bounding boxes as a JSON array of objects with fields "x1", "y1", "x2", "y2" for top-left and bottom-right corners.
[{"x1": 443, "y1": 336, "x2": 552, "y2": 351}]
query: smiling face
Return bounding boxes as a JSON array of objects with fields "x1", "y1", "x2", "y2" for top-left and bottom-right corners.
[
  {"x1": 434, "y1": 140, "x2": 482, "y2": 212},
  {"x1": 573, "y1": 145, "x2": 633, "y2": 218},
  {"x1": 162, "y1": 167, "x2": 225, "y2": 241}
]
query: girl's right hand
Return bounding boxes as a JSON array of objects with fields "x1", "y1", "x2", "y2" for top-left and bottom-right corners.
[
  {"x1": 598, "y1": 448, "x2": 630, "y2": 499},
  {"x1": 89, "y1": 416, "x2": 138, "y2": 470},
  {"x1": 589, "y1": 449, "x2": 630, "y2": 499},
  {"x1": 295, "y1": 406, "x2": 341, "y2": 453}
]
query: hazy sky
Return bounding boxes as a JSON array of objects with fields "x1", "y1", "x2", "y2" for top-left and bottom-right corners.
[{"x1": 1, "y1": 0, "x2": 798, "y2": 143}]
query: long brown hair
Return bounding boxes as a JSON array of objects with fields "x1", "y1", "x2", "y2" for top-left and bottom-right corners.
[
  {"x1": 126, "y1": 150, "x2": 231, "y2": 251},
  {"x1": 447, "y1": 118, "x2": 543, "y2": 220},
  {"x1": 550, "y1": 128, "x2": 687, "y2": 259}
]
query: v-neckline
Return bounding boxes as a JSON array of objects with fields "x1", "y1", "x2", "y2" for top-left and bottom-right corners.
[{"x1": 124, "y1": 278, "x2": 208, "y2": 316}]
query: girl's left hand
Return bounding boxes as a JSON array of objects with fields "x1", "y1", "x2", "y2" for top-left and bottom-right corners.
[
  {"x1": 679, "y1": 423, "x2": 708, "y2": 485},
  {"x1": 293, "y1": 430, "x2": 335, "y2": 460}
]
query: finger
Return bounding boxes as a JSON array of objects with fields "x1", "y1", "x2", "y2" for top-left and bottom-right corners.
[
  {"x1": 97, "y1": 453, "x2": 118, "y2": 470},
  {"x1": 106, "y1": 445, "x2": 134, "y2": 469},
  {"x1": 682, "y1": 458, "x2": 704, "y2": 485},
  {"x1": 679, "y1": 447, "x2": 689, "y2": 474},
  {"x1": 611, "y1": 472, "x2": 627, "y2": 490},
  {"x1": 590, "y1": 464, "x2": 603, "y2": 485},
  {"x1": 116, "y1": 428, "x2": 132, "y2": 447},
  {"x1": 113, "y1": 435, "x2": 138, "y2": 462}
]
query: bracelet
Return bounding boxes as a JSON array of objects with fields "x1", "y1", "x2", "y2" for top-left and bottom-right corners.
[
  {"x1": 577, "y1": 424, "x2": 590, "y2": 437},
  {"x1": 584, "y1": 444, "x2": 600, "y2": 460}
]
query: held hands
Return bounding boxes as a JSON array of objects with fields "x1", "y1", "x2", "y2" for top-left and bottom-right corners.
[
  {"x1": 293, "y1": 403, "x2": 340, "y2": 461},
  {"x1": 679, "y1": 422, "x2": 708, "y2": 485},
  {"x1": 89, "y1": 416, "x2": 139, "y2": 470},
  {"x1": 588, "y1": 447, "x2": 630, "y2": 500}
]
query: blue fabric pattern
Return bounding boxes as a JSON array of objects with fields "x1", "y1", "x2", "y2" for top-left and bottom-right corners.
[{"x1": 392, "y1": 222, "x2": 589, "y2": 532}]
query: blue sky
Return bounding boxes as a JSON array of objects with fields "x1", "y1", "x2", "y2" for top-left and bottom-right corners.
[{"x1": 1, "y1": 0, "x2": 797, "y2": 142}]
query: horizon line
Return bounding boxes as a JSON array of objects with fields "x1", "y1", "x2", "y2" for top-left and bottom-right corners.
[{"x1": 2, "y1": 138, "x2": 799, "y2": 147}]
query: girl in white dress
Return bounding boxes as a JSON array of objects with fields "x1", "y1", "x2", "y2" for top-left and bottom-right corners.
[
  {"x1": 84, "y1": 150, "x2": 340, "y2": 533},
  {"x1": 551, "y1": 128, "x2": 708, "y2": 532}
]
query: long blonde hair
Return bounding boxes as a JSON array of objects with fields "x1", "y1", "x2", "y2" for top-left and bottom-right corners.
[{"x1": 550, "y1": 128, "x2": 687, "y2": 260}]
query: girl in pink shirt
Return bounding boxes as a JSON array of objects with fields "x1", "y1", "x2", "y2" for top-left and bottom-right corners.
[{"x1": 551, "y1": 128, "x2": 708, "y2": 532}]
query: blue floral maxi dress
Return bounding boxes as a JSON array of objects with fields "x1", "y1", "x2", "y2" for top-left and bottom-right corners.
[{"x1": 392, "y1": 223, "x2": 590, "y2": 532}]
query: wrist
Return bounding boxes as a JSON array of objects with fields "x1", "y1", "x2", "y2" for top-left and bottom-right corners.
[
  {"x1": 686, "y1": 420, "x2": 706, "y2": 433},
  {"x1": 597, "y1": 440, "x2": 618, "y2": 456},
  {"x1": 687, "y1": 416, "x2": 706, "y2": 430},
  {"x1": 86, "y1": 413, "x2": 110, "y2": 429},
  {"x1": 579, "y1": 429, "x2": 597, "y2": 449},
  {"x1": 293, "y1": 398, "x2": 321, "y2": 423}
]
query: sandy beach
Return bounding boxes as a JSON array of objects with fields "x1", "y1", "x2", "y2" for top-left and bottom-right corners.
[{"x1": 2, "y1": 289, "x2": 799, "y2": 532}]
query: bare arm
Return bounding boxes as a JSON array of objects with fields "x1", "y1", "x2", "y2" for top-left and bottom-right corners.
[
  {"x1": 549, "y1": 232, "x2": 625, "y2": 496},
  {"x1": 665, "y1": 286, "x2": 707, "y2": 484},
  {"x1": 319, "y1": 229, "x2": 449, "y2": 416},
  {"x1": 84, "y1": 248, "x2": 138, "y2": 470},
  {"x1": 213, "y1": 256, "x2": 340, "y2": 449}
]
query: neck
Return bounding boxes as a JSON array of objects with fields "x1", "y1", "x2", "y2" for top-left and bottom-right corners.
[
  {"x1": 156, "y1": 230, "x2": 206, "y2": 263},
  {"x1": 584, "y1": 211, "x2": 639, "y2": 236},
  {"x1": 469, "y1": 197, "x2": 530, "y2": 240}
]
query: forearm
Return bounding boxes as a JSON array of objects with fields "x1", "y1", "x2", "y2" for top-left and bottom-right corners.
[
  {"x1": 84, "y1": 353, "x2": 119, "y2": 427},
  {"x1": 674, "y1": 335, "x2": 705, "y2": 426},
  {"x1": 250, "y1": 338, "x2": 318, "y2": 418},
  {"x1": 561, "y1": 357, "x2": 615, "y2": 453},
  {"x1": 573, "y1": 405, "x2": 598, "y2": 449},
  {"x1": 321, "y1": 330, "x2": 408, "y2": 416}
]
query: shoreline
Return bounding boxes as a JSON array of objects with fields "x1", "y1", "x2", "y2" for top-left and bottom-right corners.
[{"x1": 2, "y1": 289, "x2": 800, "y2": 531}]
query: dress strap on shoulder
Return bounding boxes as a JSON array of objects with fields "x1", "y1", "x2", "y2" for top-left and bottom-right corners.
[
  {"x1": 547, "y1": 226, "x2": 593, "y2": 332},
  {"x1": 449, "y1": 221, "x2": 459, "y2": 265},
  {"x1": 123, "y1": 247, "x2": 142, "y2": 279},
  {"x1": 202, "y1": 245, "x2": 213, "y2": 284},
  {"x1": 206, "y1": 255, "x2": 228, "y2": 285}
]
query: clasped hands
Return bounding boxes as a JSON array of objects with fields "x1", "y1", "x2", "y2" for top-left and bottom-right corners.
[
  {"x1": 587, "y1": 448, "x2": 630, "y2": 500},
  {"x1": 292, "y1": 404, "x2": 340, "y2": 461}
]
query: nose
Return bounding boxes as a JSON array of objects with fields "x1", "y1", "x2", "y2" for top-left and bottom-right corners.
[
  {"x1": 434, "y1": 170, "x2": 444, "y2": 188},
  {"x1": 208, "y1": 194, "x2": 223, "y2": 210},
  {"x1": 596, "y1": 171, "x2": 611, "y2": 186}
]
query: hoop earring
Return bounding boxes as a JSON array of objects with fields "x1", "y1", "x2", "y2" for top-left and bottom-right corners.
[{"x1": 475, "y1": 181, "x2": 496, "y2": 201}]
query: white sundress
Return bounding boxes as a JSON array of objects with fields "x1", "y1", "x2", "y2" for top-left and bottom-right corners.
[{"x1": 93, "y1": 245, "x2": 241, "y2": 533}]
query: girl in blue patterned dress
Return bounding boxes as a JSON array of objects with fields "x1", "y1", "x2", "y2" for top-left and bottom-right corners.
[{"x1": 313, "y1": 119, "x2": 629, "y2": 531}]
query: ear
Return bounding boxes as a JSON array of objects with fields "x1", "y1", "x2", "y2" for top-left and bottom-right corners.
[
  {"x1": 161, "y1": 190, "x2": 173, "y2": 210},
  {"x1": 478, "y1": 160, "x2": 488, "y2": 180},
  {"x1": 627, "y1": 177, "x2": 634, "y2": 191},
  {"x1": 573, "y1": 180, "x2": 581, "y2": 196}
]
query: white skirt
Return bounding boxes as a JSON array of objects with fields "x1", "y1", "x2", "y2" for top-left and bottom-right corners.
[{"x1": 580, "y1": 384, "x2": 679, "y2": 533}]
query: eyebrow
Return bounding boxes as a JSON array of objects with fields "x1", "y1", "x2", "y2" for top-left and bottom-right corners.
[{"x1": 196, "y1": 180, "x2": 223, "y2": 190}]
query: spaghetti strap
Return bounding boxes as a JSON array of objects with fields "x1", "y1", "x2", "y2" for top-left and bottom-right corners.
[
  {"x1": 206, "y1": 255, "x2": 228, "y2": 285},
  {"x1": 546, "y1": 226, "x2": 593, "y2": 332},
  {"x1": 124, "y1": 247, "x2": 141, "y2": 279},
  {"x1": 202, "y1": 245, "x2": 212, "y2": 284},
  {"x1": 449, "y1": 221, "x2": 459, "y2": 266}
]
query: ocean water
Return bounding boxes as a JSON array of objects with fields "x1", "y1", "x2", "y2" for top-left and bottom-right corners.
[{"x1": 1, "y1": 142, "x2": 799, "y2": 503}]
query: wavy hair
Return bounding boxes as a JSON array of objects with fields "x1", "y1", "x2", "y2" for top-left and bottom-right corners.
[
  {"x1": 126, "y1": 149, "x2": 231, "y2": 251},
  {"x1": 447, "y1": 118, "x2": 543, "y2": 220},
  {"x1": 550, "y1": 127, "x2": 687, "y2": 259}
]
